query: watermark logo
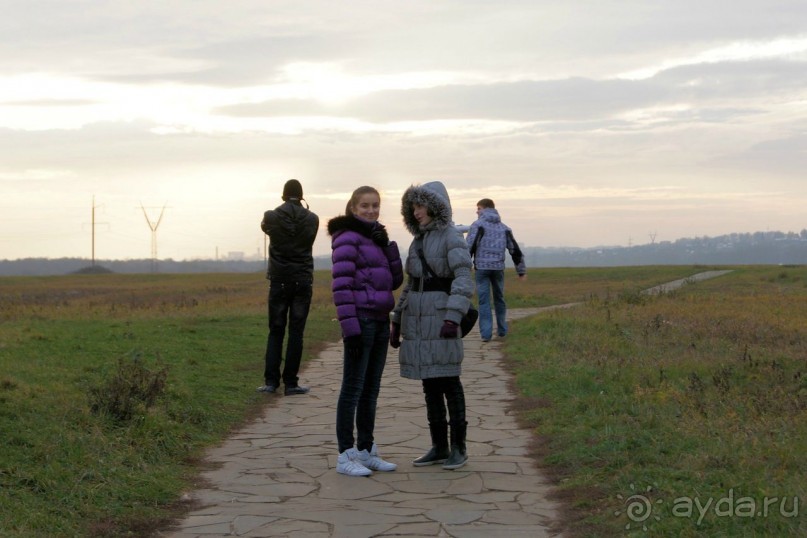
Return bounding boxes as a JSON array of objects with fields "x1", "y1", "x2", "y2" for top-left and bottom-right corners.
[
  {"x1": 615, "y1": 485, "x2": 801, "y2": 530},
  {"x1": 671, "y1": 489, "x2": 800, "y2": 525},
  {"x1": 614, "y1": 484, "x2": 662, "y2": 531}
]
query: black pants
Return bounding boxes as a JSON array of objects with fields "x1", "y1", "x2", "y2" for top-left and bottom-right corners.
[
  {"x1": 263, "y1": 280, "x2": 312, "y2": 387},
  {"x1": 421, "y1": 376, "x2": 466, "y2": 428}
]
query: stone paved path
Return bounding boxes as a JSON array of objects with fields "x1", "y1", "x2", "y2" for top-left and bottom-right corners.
[
  {"x1": 163, "y1": 307, "x2": 561, "y2": 537},
  {"x1": 162, "y1": 270, "x2": 732, "y2": 537}
]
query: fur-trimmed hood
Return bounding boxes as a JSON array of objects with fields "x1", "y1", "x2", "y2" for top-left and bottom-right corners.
[{"x1": 400, "y1": 181, "x2": 453, "y2": 236}]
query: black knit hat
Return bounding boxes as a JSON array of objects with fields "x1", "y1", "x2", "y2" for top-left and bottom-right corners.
[{"x1": 282, "y1": 179, "x2": 303, "y2": 201}]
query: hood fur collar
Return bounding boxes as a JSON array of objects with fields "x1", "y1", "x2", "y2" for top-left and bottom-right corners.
[
  {"x1": 327, "y1": 214, "x2": 374, "y2": 237},
  {"x1": 400, "y1": 181, "x2": 453, "y2": 236}
]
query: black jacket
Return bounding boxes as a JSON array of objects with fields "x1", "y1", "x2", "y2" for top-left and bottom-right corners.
[{"x1": 261, "y1": 201, "x2": 319, "y2": 282}]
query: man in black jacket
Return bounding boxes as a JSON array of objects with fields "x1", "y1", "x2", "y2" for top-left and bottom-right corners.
[{"x1": 257, "y1": 179, "x2": 320, "y2": 395}]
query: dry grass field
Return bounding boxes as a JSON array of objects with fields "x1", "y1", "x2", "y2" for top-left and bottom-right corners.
[{"x1": 1, "y1": 266, "x2": 803, "y2": 536}]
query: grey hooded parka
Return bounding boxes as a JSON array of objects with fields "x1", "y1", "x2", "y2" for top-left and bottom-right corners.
[{"x1": 392, "y1": 181, "x2": 474, "y2": 380}]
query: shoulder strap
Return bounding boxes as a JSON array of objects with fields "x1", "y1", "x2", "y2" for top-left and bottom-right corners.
[{"x1": 417, "y1": 247, "x2": 438, "y2": 279}]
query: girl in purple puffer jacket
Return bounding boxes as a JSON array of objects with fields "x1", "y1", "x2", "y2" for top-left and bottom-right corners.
[{"x1": 327, "y1": 186, "x2": 404, "y2": 477}]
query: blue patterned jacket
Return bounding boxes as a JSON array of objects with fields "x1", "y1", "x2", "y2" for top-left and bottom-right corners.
[{"x1": 466, "y1": 208, "x2": 526, "y2": 275}]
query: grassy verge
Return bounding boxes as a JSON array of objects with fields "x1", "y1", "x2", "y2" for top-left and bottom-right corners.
[
  {"x1": 0, "y1": 272, "x2": 340, "y2": 537},
  {"x1": 505, "y1": 266, "x2": 806, "y2": 537}
]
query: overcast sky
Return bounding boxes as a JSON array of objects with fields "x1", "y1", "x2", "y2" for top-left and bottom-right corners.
[{"x1": 2, "y1": 1, "x2": 806, "y2": 262}]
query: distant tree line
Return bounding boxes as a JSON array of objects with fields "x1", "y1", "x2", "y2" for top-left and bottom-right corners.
[
  {"x1": 0, "y1": 256, "x2": 336, "y2": 277},
  {"x1": 521, "y1": 230, "x2": 807, "y2": 267},
  {"x1": 1, "y1": 230, "x2": 805, "y2": 276}
]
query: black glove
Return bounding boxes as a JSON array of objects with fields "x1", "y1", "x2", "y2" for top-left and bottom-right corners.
[
  {"x1": 344, "y1": 335, "x2": 363, "y2": 360},
  {"x1": 371, "y1": 225, "x2": 389, "y2": 247},
  {"x1": 390, "y1": 322, "x2": 401, "y2": 349},
  {"x1": 439, "y1": 320, "x2": 459, "y2": 339}
]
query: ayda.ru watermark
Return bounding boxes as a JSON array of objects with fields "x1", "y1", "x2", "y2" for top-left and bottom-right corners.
[{"x1": 615, "y1": 484, "x2": 801, "y2": 530}]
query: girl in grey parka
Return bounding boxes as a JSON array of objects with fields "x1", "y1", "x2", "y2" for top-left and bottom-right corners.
[{"x1": 390, "y1": 181, "x2": 474, "y2": 469}]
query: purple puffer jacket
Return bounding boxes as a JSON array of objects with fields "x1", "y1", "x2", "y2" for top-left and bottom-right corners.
[{"x1": 327, "y1": 215, "x2": 404, "y2": 338}]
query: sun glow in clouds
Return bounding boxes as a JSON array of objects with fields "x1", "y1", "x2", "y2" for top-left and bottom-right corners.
[
  {"x1": 0, "y1": 63, "x2": 486, "y2": 134},
  {"x1": 274, "y1": 62, "x2": 464, "y2": 104}
]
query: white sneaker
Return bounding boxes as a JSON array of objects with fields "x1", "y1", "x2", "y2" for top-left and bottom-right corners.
[
  {"x1": 336, "y1": 448, "x2": 372, "y2": 476},
  {"x1": 356, "y1": 443, "x2": 397, "y2": 472}
]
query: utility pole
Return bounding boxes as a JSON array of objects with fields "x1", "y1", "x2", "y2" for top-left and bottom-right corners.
[
  {"x1": 84, "y1": 196, "x2": 108, "y2": 267},
  {"x1": 649, "y1": 231, "x2": 657, "y2": 244},
  {"x1": 140, "y1": 202, "x2": 166, "y2": 273},
  {"x1": 92, "y1": 196, "x2": 97, "y2": 266}
]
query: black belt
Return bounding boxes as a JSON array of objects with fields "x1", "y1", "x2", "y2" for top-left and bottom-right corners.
[{"x1": 411, "y1": 277, "x2": 452, "y2": 293}]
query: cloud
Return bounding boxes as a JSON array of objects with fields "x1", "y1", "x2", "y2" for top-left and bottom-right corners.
[
  {"x1": 210, "y1": 50, "x2": 806, "y2": 130},
  {"x1": 618, "y1": 36, "x2": 807, "y2": 80},
  {"x1": 1, "y1": 1, "x2": 806, "y2": 260},
  {"x1": 215, "y1": 78, "x2": 658, "y2": 123}
]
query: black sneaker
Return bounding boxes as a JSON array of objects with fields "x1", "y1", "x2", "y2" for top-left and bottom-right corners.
[
  {"x1": 256, "y1": 384, "x2": 277, "y2": 393},
  {"x1": 284, "y1": 385, "x2": 310, "y2": 396}
]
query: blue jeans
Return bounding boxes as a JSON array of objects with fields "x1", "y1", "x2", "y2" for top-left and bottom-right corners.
[
  {"x1": 263, "y1": 280, "x2": 313, "y2": 387},
  {"x1": 475, "y1": 269, "x2": 507, "y2": 340},
  {"x1": 336, "y1": 318, "x2": 391, "y2": 453}
]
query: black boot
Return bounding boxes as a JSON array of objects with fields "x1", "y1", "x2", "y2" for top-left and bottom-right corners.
[
  {"x1": 443, "y1": 420, "x2": 468, "y2": 469},
  {"x1": 413, "y1": 421, "x2": 450, "y2": 466},
  {"x1": 414, "y1": 387, "x2": 449, "y2": 466},
  {"x1": 443, "y1": 378, "x2": 468, "y2": 470}
]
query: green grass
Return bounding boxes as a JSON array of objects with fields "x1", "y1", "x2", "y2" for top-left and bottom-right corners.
[
  {"x1": 503, "y1": 265, "x2": 708, "y2": 308},
  {"x1": 0, "y1": 272, "x2": 340, "y2": 537},
  {"x1": 505, "y1": 266, "x2": 807, "y2": 537},
  {"x1": 2, "y1": 266, "x2": 803, "y2": 536}
]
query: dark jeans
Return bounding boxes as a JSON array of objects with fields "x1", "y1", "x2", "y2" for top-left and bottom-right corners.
[
  {"x1": 263, "y1": 280, "x2": 313, "y2": 387},
  {"x1": 475, "y1": 269, "x2": 507, "y2": 340},
  {"x1": 336, "y1": 318, "x2": 390, "y2": 453}
]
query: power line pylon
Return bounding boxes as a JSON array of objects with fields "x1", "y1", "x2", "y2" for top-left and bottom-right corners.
[{"x1": 140, "y1": 202, "x2": 166, "y2": 273}]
